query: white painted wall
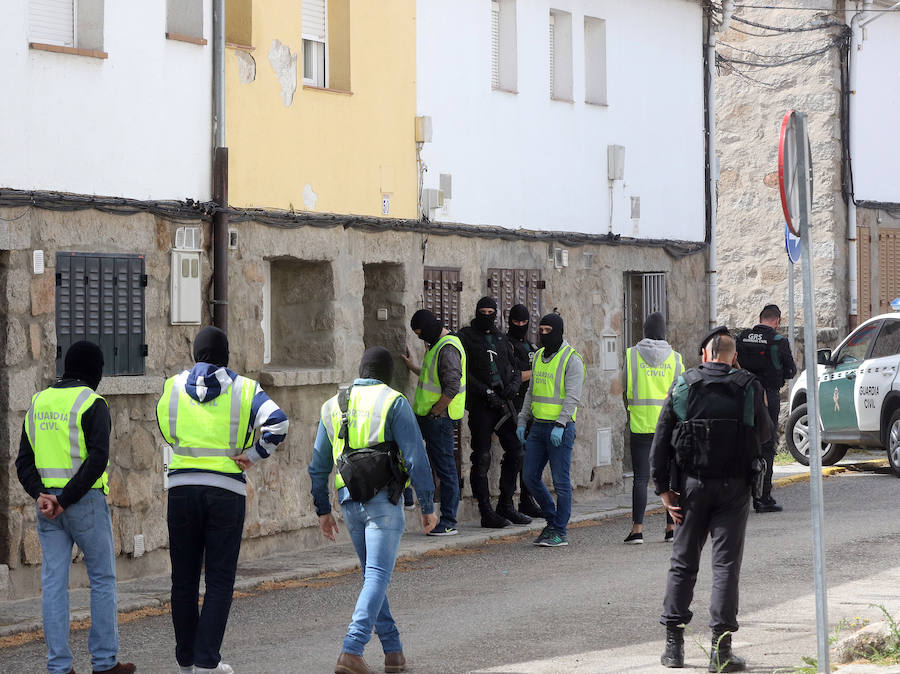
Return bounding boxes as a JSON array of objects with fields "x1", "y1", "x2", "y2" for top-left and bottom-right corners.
[
  {"x1": 1, "y1": 0, "x2": 212, "y2": 200},
  {"x1": 417, "y1": 0, "x2": 705, "y2": 241},
  {"x1": 852, "y1": 11, "x2": 900, "y2": 204}
]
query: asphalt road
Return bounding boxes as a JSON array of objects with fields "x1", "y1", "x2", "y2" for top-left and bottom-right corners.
[{"x1": 3, "y1": 468, "x2": 900, "y2": 673}]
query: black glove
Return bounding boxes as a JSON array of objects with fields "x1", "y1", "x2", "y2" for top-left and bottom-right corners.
[
  {"x1": 484, "y1": 389, "x2": 505, "y2": 411},
  {"x1": 501, "y1": 379, "x2": 521, "y2": 400}
]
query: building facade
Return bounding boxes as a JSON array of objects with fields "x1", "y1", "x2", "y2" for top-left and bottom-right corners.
[{"x1": 0, "y1": 0, "x2": 711, "y2": 599}]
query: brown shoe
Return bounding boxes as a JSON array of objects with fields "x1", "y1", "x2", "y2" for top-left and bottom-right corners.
[
  {"x1": 385, "y1": 651, "x2": 406, "y2": 673},
  {"x1": 335, "y1": 652, "x2": 374, "y2": 674},
  {"x1": 93, "y1": 663, "x2": 136, "y2": 674}
]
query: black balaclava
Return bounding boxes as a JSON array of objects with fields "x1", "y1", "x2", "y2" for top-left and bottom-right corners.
[
  {"x1": 643, "y1": 312, "x2": 666, "y2": 341},
  {"x1": 359, "y1": 346, "x2": 394, "y2": 385},
  {"x1": 472, "y1": 296, "x2": 498, "y2": 332},
  {"x1": 410, "y1": 309, "x2": 443, "y2": 345},
  {"x1": 193, "y1": 326, "x2": 230, "y2": 367},
  {"x1": 63, "y1": 341, "x2": 104, "y2": 391},
  {"x1": 507, "y1": 304, "x2": 530, "y2": 341},
  {"x1": 539, "y1": 313, "x2": 564, "y2": 355}
]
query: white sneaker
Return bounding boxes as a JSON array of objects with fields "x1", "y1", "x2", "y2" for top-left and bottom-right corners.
[{"x1": 196, "y1": 663, "x2": 234, "y2": 674}]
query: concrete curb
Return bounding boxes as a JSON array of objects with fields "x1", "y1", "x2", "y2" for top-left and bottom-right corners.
[{"x1": 773, "y1": 458, "x2": 890, "y2": 488}]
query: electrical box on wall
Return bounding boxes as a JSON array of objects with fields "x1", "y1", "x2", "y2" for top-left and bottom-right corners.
[
  {"x1": 171, "y1": 250, "x2": 201, "y2": 324},
  {"x1": 596, "y1": 427, "x2": 612, "y2": 466},
  {"x1": 601, "y1": 334, "x2": 618, "y2": 371},
  {"x1": 607, "y1": 144, "x2": 625, "y2": 181}
]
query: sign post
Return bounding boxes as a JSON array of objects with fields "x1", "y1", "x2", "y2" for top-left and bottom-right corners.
[
  {"x1": 779, "y1": 110, "x2": 829, "y2": 673},
  {"x1": 785, "y1": 223, "x2": 801, "y2": 360}
]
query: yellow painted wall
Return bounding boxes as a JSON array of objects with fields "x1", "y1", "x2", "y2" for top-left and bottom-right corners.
[{"x1": 226, "y1": 0, "x2": 417, "y2": 219}]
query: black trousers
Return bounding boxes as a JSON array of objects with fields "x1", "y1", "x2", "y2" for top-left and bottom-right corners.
[
  {"x1": 630, "y1": 432, "x2": 673, "y2": 526},
  {"x1": 467, "y1": 402, "x2": 523, "y2": 509},
  {"x1": 760, "y1": 387, "x2": 781, "y2": 501},
  {"x1": 661, "y1": 476, "x2": 750, "y2": 632},
  {"x1": 168, "y1": 485, "x2": 246, "y2": 669}
]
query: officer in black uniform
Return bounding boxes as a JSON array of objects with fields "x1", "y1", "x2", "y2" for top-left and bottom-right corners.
[
  {"x1": 651, "y1": 327, "x2": 773, "y2": 672},
  {"x1": 736, "y1": 304, "x2": 797, "y2": 513},
  {"x1": 458, "y1": 296, "x2": 530, "y2": 528},
  {"x1": 505, "y1": 303, "x2": 543, "y2": 518}
]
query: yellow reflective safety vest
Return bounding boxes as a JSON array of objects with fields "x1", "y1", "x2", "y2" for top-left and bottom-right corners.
[
  {"x1": 25, "y1": 386, "x2": 109, "y2": 493},
  {"x1": 625, "y1": 347, "x2": 684, "y2": 433},
  {"x1": 321, "y1": 383, "x2": 407, "y2": 490},
  {"x1": 156, "y1": 372, "x2": 257, "y2": 474},
  {"x1": 412, "y1": 334, "x2": 467, "y2": 420},
  {"x1": 530, "y1": 344, "x2": 584, "y2": 422}
]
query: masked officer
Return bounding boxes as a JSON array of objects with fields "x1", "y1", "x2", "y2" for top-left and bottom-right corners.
[
  {"x1": 736, "y1": 304, "x2": 797, "y2": 513},
  {"x1": 623, "y1": 312, "x2": 681, "y2": 544},
  {"x1": 156, "y1": 327, "x2": 289, "y2": 674},
  {"x1": 401, "y1": 309, "x2": 465, "y2": 536},
  {"x1": 516, "y1": 313, "x2": 584, "y2": 547},
  {"x1": 651, "y1": 328, "x2": 772, "y2": 671},
  {"x1": 505, "y1": 304, "x2": 543, "y2": 518},
  {"x1": 16, "y1": 341, "x2": 136, "y2": 674},
  {"x1": 459, "y1": 297, "x2": 532, "y2": 528},
  {"x1": 310, "y1": 347, "x2": 437, "y2": 674}
]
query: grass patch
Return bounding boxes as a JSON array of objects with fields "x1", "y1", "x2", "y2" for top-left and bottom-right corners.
[{"x1": 774, "y1": 449, "x2": 795, "y2": 466}]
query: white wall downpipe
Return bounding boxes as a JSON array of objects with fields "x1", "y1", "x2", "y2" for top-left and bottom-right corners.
[{"x1": 707, "y1": 0, "x2": 733, "y2": 329}]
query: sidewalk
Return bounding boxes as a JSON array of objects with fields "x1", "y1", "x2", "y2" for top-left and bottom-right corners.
[{"x1": 0, "y1": 453, "x2": 892, "y2": 672}]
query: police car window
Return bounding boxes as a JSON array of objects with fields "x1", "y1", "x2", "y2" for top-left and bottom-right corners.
[
  {"x1": 834, "y1": 322, "x2": 880, "y2": 364},
  {"x1": 870, "y1": 320, "x2": 900, "y2": 359}
]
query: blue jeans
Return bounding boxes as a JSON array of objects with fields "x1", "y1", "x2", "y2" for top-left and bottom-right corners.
[
  {"x1": 417, "y1": 415, "x2": 459, "y2": 528},
  {"x1": 37, "y1": 488, "x2": 118, "y2": 674},
  {"x1": 167, "y1": 485, "x2": 246, "y2": 669},
  {"x1": 523, "y1": 421, "x2": 576, "y2": 534},
  {"x1": 341, "y1": 490, "x2": 406, "y2": 656}
]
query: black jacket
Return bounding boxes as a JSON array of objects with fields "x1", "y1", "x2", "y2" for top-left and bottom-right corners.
[
  {"x1": 458, "y1": 323, "x2": 521, "y2": 408},
  {"x1": 736, "y1": 324, "x2": 797, "y2": 390},
  {"x1": 16, "y1": 379, "x2": 111, "y2": 510},
  {"x1": 507, "y1": 334, "x2": 538, "y2": 412}
]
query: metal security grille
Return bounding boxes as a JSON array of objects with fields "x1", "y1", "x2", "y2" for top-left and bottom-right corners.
[
  {"x1": 56, "y1": 253, "x2": 147, "y2": 376},
  {"x1": 423, "y1": 266, "x2": 463, "y2": 493},
  {"x1": 491, "y1": 1, "x2": 500, "y2": 89},
  {"x1": 642, "y1": 272, "x2": 667, "y2": 319},
  {"x1": 29, "y1": 0, "x2": 74, "y2": 47},
  {"x1": 486, "y1": 268, "x2": 543, "y2": 344},
  {"x1": 549, "y1": 13, "x2": 556, "y2": 97},
  {"x1": 301, "y1": 0, "x2": 326, "y2": 41},
  {"x1": 624, "y1": 271, "x2": 667, "y2": 346}
]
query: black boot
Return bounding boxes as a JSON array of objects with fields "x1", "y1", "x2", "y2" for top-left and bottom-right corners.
[
  {"x1": 496, "y1": 500, "x2": 532, "y2": 525},
  {"x1": 480, "y1": 506, "x2": 511, "y2": 528},
  {"x1": 708, "y1": 628, "x2": 745, "y2": 672},
  {"x1": 660, "y1": 626, "x2": 684, "y2": 668},
  {"x1": 518, "y1": 493, "x2": 543, "y2": 519}
]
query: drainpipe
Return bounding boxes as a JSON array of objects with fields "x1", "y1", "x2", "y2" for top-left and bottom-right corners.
[
  {"x1": 706, "y1": 0, "x2": 733, "y2": 329},
  {"x1": 212, "y1": 0, "x2": 229, "y2": 331}
]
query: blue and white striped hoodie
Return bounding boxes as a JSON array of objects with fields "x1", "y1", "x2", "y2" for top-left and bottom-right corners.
[{"x1": 164, "y1": 363, "x2": 289, "y2": 496}]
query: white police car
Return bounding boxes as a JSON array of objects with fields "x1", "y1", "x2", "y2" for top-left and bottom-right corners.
[{"x1": 786, "y1": 311, "x2": 900, "y2": 475}]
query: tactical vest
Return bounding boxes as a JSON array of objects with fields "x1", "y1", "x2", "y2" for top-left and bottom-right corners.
[
  {"x1": 25, "y1": 386, "x2": 109, "y2": 493},
  {"x1": 737, "y1": 327, "x2": 784, "y2": 389},
  {"x1": 671, "y1": 367, "x2": 759, "y2": 479},
  {"x1": 412, "y1": 334, "x2": 467, "y2": 420},
  {"x1": 321, "y1": 384, "x2": 408, "y2": 502},
  {"x1": 531, "y1": 344, "x2": 583, "y2": 422},
  {"x1": 157, "y1": 372, "x2": 256, "y2": 474},
  {"x1": 625, "y1": 347, "x2": 684, "y2": 434}
]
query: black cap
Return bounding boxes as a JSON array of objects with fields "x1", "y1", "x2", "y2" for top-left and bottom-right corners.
[{"x1": 699, "y1": 325, "x2": 730, "y2": 355}]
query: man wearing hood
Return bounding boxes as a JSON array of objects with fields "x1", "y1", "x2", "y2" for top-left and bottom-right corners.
[
  {"x1": 623, "y1": 312, "x2": 682, "y2": 544},
  {"x1": 505, "y1": 304, "x2": 543, "y2": 518},
  {"x1": 736, "y1": 304, "x2": 796, "y2": 513},
  {"x1": 17, "y1": 341, "x2": 136, "y2": 674},
  {"x1": 458, "y1": 297, "x2": 531, "y2": 528},
  {"x1": 156, "y1": 327, "x2": 289, "y2": 674},
  {"x1": 517, "y1": 313, "x2": 584, "y2": 547},
  {"x1": 401, "y1": 309, "x2": 465, "y2": 536},
  {"x1": 310, "y1": 347, "x2": 437, "y2": 674}
]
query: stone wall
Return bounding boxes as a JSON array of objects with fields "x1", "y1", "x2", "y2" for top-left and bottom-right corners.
[
  {"x1": 715, "y1": 1, "x2": 849, "y2": 341},
  {"x1": 0, "y1": 205, "x2": 708, "y2": 599}
]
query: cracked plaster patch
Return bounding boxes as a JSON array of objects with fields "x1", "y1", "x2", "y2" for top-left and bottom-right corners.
[
  {"x1": 236, "y1": 51, "x2": 256, "y2": 84},
  {"x1": 267, "y1": 39, "x2": 297, "y2": 106},
  {"x1": 303, "y1": 184, "x2": 318, "y2": 210}
]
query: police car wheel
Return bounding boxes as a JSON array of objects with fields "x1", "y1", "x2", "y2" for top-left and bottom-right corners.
[
  {"x1": 886, "y1": 409, "x2": 900, "y2": 478},
  {"x1": 786, "y1": 403, "x2": 848, "y2": 467}
]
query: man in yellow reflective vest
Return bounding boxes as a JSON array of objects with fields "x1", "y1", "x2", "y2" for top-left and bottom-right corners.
[
  {"x1": 623, "y1": 312, "x2": 683, "y2": 545},
  {"x1": 310, "y1": 347, "x2": 436, "y2": 674},
  {"x1": 156, "y1": 327, "x2": 289, "y2": 674},
  {"x1": 16, "y1": 341, "x2": 136, "y2": 674},
  {"x1": 401, "y1": 309, "x2": 465, "y2": 537},
  {"x1": 516, "y1": 313, "x2": 584, "y2": 547}
]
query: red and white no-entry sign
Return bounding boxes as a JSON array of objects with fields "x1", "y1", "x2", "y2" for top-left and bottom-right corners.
[{"x1": 778, "y1": 110, "x2": 813, "y2": 236}]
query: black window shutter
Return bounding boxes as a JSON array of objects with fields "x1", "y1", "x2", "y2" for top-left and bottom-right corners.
[
  {"x1": 55, "y1": 254, "x2": 72, "y2": 376},
  {"x1": 100, "y1": 256, "x2": 116, "y2": 375}
]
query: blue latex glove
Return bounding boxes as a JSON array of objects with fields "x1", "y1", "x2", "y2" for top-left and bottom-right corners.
[
  {"x1": 550, "y1": 425, "x2": 564, "y2": 447},
  {"x1": 516, "y1": 426, "x2": 526, "y2": 444}
]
